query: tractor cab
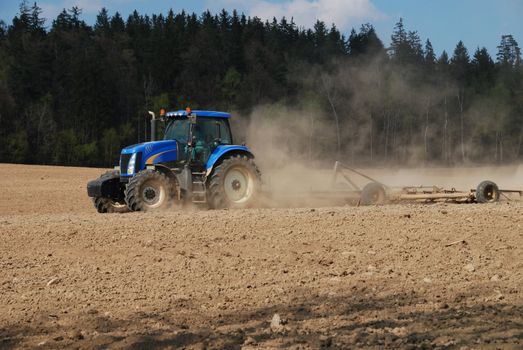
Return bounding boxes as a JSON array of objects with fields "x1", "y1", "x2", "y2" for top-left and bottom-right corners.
[{"x1": 163, "y1": 109, "x2": 233, "y2": 166}]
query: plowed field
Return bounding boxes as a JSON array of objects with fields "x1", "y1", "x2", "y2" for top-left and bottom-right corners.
[{"x1": 0, "y1": 164, "x2": 522, "y2": 349}]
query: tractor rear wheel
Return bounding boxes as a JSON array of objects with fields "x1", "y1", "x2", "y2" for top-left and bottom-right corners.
[
  {"x1": 92, "y1": 170, "x2": 129, "y2": 214},
  {"x1": 361, "y1": 182, "x2": 387, "y2": 205},
  {"x1": 208, "y1": 155, "x2": 261, "y2": 209},
  {"x1": 475, "y1": 180, "x2": 500, "y2": 203},
  {"x1": 124, "y1": 170, "x2": 176, "y2": 211}
]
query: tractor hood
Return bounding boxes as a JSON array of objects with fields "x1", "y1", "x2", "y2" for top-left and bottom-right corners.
[
  {"x1": 121, "y1": 140, "x2": 179, "y2": 157},
  {"x1": 120, "y1": 140, "x2": 179, "y2": 176}
]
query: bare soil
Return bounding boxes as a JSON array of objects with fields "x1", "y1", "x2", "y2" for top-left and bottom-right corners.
[{"x1": 0, "y1": 163, "x2": 522, "y2": 349}]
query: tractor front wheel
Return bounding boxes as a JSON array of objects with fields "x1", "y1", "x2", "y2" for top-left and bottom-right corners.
[
  {"x1": 208, "y1": 155, "x2": 261, "y2": 209},
  {"x1": 92, "y1": 170, "x2": 129, "y2": 214},
  {"x1": 93, "y1": 197, "x2": 129, "y2": 213},
  {"x1": 124, "y1": 170, "x2": 176, "y2": 211}
]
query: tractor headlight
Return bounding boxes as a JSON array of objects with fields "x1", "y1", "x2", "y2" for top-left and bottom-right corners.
[{"x1": 127, "y1": 153, "x2": 137, "y2": 175}]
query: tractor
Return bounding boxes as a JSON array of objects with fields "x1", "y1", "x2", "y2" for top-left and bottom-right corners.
[{"x1": 87, "y1": 108, "x2": 261, "y2": 212}]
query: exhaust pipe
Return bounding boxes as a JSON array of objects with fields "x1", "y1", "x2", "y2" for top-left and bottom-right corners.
[{"x1": 148, "y1": 111, "x2": 156, "y2": 141}]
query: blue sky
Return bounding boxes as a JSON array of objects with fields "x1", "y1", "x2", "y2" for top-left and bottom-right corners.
[{"x1": 1, "y1": 0, "x2": 522, "y2": 57}]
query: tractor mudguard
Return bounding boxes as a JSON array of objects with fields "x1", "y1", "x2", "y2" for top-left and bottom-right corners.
[
  {"x1": 87, "y1": 172, "x2": 123, "y2": 200},
  {"x1": 205, "y1": 145, "x2": 254, "y2": 176}
]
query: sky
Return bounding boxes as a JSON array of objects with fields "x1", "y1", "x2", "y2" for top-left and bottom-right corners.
[{"x1": 1, "y1": 0, "x2": 522, "y2": 57}]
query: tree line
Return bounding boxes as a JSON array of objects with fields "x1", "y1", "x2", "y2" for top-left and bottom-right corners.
[{"x1": 0, "y1": 2, "x2": 521, "y2": 167}]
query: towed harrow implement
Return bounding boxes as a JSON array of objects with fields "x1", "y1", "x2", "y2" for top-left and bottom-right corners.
[{"x1": 265, "y1": 161, "x2": 522, "y2": 206}]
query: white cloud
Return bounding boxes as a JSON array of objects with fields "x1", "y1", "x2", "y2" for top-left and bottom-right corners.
[
  {"x1": 209, "y1": 0, "x2": 384, "y2": 30},
  {"x1": 40, "y1": 2, "x2": 63, "y2": 20},
  {"x1": 39, "y1": 0, "x2": 113, "y2": 19},
  {"x1": 38, "y1": 0, "x2": 107, "y2": 23},
  {"x1": 64, "y1": 0, "x2": 105, "y2": 15}
]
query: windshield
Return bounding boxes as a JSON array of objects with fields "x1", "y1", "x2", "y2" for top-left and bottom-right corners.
[
  {"x1": 164, "y1": 117, "x2": 232, "y2": 144},
  {"x1": 164, "y1": 119, "x2": 189, "y2": 142}
]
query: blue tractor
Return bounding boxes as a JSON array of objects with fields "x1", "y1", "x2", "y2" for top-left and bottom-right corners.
[{"x1": 87, "y1": 109, "x2": 261, "y2": 212}]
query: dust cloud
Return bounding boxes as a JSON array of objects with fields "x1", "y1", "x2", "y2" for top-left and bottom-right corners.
[
  {"x1": 232, "y1": 103, "x2": 522, "y2": 203},
  {"x1": 229, "y1": 55, "x2": 523, "y2": 203},
  {"x1": 244, "y1": 105, "x2": 340, "y2": 195}
]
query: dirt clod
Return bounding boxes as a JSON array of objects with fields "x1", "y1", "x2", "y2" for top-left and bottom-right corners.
[
  {"x1": 46, "y1": 277, "x2": 61, "y2": 286},
  {"x1": 464, "y1": 264, "x2": 476, "y2": 272},
  {"x1": 270, "y1": 313, "x2": 284, "y2": 333},
  {"x1": 243, "y1": 336, "x2": 256, "y2": 345}
]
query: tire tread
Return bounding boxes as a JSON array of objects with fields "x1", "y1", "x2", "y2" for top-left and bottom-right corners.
[
  {"x1": 208, "y1": 155, "x2": 261, "y2": 209},
  {"x1": 124, "y1": 169, "x2": 175, "y2": 211}
]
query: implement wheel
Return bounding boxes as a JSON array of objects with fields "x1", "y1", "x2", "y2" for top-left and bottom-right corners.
[
  {"x1": 124, "y1": 170, "x2": 176, "y2": 211},
  {"x1": 208, "y1": 155, "x2": 261, "y2": 209},
  {"x1": 361, "y1": 182, "x2": 387, "y2": 205},
  {"x1": 475, "y1": 180, "x2": 500, "y2": 203}
]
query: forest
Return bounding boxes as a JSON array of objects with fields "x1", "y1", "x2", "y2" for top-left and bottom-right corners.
[{"x1": 0, "y1": 1, "x2": 522, "y2": 167}]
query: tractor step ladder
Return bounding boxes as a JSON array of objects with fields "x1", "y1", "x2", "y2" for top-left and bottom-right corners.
[{"x1": 192, "y1": 172, "x2": 207, "y2": 204}]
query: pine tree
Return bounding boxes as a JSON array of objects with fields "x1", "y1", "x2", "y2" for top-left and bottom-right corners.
[
  {"x1": 94, "y1": 8, "x2": 111, "y2": 35},
  {"x1": 7, "y1": 1, "x2": 49, "y2": 105},
  {"x1": 390, "y1": 18, "x2": 408, "y2": 63},
  {"x1": 471, "y1": 47, "x2": 495, "y2": 93},
  {"x1": 407, "y1": 30, "x2": 423, "y2": 63},
  {"x1": 0, "y1": 20, "x2": 6, "y2": 38},
  {"x1": 348, "y1": 24, "x2": 384, "y2": 58},
  {"x1": 497, "y1": 34, "x2": 521, "y2": 67},
  {"x1": 110, "y1": 12, "x2": 125, "y2": 34},
  {"x1": 313, "y1": 20, "x2": 328, "y2": 55},
  {"x1": 28, "y1": 1, "x2": 46, "y2": 33},
  {"x1": 424, "y1": 39, "x2": 436, "y2": 67},
  {"x1": 450, "y1": 41, "x2": 470, "y2": 82},
  {"x1": 450, "y1": 41, "x2": 470, "y2": 162}
]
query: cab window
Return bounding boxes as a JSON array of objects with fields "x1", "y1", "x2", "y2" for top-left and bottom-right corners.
[{"x1": 195, "y1": 118, "x2": 232, "y2": 144}]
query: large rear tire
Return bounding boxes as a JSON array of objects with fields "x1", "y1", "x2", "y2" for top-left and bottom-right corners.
[
  {"x1": 92, "y1": 170, "x2": 129, "y2": 214},
  {"x1": 208, "y1": 155, "x2": 261, "y2": 209},
  {"x1": 360, "y1": 182, "x2": 387, "y2": 205},
  {"x1": 124, "y1": 170, "x2": 176, "y2": 211},
  {"x1": 475, "y1": 180, "x2": 500, "y2": 203}
]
